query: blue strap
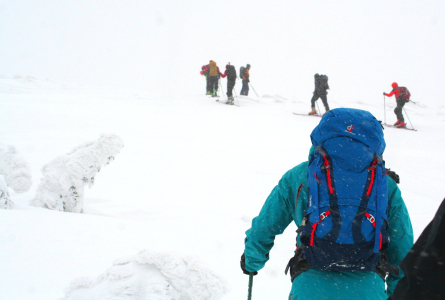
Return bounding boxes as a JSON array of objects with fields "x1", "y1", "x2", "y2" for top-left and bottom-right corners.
[{"x1": 307, "y1": 153, "x2": 324, "y2": 220}]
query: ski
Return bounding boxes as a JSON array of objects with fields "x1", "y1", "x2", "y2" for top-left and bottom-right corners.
[
  {"x1": 216, "y1": 99, "x2": 239, "y2": 106},
  {"x1": 383, "y1": 124, "x2": 417, "y2": 131},
  {"x1": 293, "y1": 112, "x2": 322, "y2": 117}
]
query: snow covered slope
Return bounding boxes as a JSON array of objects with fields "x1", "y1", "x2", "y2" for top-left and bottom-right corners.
[{"x1": 0, "y1": 76, "x2": 444, "y2": 299}]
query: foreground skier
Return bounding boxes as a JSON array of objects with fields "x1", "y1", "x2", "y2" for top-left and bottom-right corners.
[{"x1": 241, "y1": 108, "x2": 413, "y2": 300}]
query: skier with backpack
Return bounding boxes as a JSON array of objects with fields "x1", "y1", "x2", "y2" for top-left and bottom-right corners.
[
  {"x1": 200, "y1": 64, "x2": 209, "y2": 94},
  {"x1": 309, "y1": 74, "x2": 330, "y2": 115},
  {"x1": 204, "y1": 60, "x2": 223, "y2": 97},
  {"x1": 220, "y1": 63, "x2": 237, "y2": 104},
  {"x1": 384, "y1": 83, "x2": 411, "y2": 128},
  {"x1": 240, "y1": 64, "x2": 251, "y2": 96},
  {"x1": 240, "y1": 108, "x2": 414, "y2": 300}
]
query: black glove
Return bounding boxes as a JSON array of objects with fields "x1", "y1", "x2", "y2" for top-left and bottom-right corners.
[
  {"x1": 240, "y1": 253, "x2": 258, "y2": 275},
  {"x1": 386, "y1": 168, "x2": 400, "y2": 184},
  {"x1": 383, "y1": 92, "x2": 386, "y2": 96}
]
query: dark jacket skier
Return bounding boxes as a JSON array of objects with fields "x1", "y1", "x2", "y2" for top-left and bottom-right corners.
[
  {"x1": 389, "y1": 197, "x2": 445, "y2": 300},
  {"x1": 309, "y1": 74, "x2": 330, "y2": 115},
  {"x1": 221, "y1": 64, "x2": 237, "y2": 103},
  {"x1": 384, "y1": 82, "x2": 407, "y2": 128},
  {"x1": 240, "y1": 64, "x2": 250, "y2": 96}
]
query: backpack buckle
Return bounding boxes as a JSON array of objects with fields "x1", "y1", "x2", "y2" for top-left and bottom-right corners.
[
  {"x1": 320, "y1": 212, "x2": 328, "y2": 220},
  {"x1": 367, "y1": 215, "x2": 375, "y2": 224}
]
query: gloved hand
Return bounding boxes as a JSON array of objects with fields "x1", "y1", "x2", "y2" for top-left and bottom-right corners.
[
  {"x1": 240, "y1": 253, "x2": 258, "y2": 275},
  {"x1": 383, "y1": 92, "x2": 386, "y2": 96}
]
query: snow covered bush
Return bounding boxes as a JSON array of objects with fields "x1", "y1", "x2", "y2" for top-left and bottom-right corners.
[
  {"x1": 62, "y1": 250, "x2": 228, "y2": 300},
  {"x1": 31, "y1": 133, "x2": 123, "y2": 213},
  {"x1": 0, "y1": 144, "x2": 32, "y2": 209}
]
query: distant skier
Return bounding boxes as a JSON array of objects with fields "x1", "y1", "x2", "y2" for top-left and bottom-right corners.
[
  {"x1": 204, "y1": 61, "x2": 223, "y2": 97},
  {"x1": 200, "y1": 64, "x2": 209, "y2": 94},
  {"x1": 309, "y1": 73, "x2": 330, "y2": 115},
  {"x1": 384, "y1": 82, "x2": 411, "y2": 128},
  {"x1": 0, "y1": 144, "x2": 32, "y2": 209},
  {"x1": 240, "y1": 64, "x2": 250, "y2": 96},
  {"x1": 221, "y1": 64, "x2": 237, "y2": 104},
  {"x1": 31, "y1": 134, "x2": 124, "y2": 213}
]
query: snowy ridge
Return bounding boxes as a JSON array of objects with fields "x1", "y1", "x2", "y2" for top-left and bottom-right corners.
[{"x1": 62, "y1": 250, "x2": 228, "y2": 300}]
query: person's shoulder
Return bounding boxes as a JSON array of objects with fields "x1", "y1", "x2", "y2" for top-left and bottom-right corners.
[
  {"x1": 387, "y1": 176, "x2": 399, "y2": 197},
  {"x1": 386, "y1": 175, "x2": 406, "y2": 207},
  {"x1": 281, "y1": 162, "x2": 308, "y2": 183}
]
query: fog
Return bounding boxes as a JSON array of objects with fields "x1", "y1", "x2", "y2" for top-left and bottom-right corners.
[{"x1": 1, "y1": 0, "x2": 444, "y2": 104}]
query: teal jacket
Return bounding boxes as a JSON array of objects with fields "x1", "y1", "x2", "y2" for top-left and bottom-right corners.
[{"x1": 244, "y1": 158, "x2": 414, "y2": 300}]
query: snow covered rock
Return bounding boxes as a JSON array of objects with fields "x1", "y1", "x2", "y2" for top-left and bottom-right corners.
[
  {"x1": 61, "y1": 250, "x2": 228, "y2": 300},
  {"x1": 0, "y1": 144, "x2": 32, "y2": 209},
  {"x1": 31, "y1": 133, "x2": 123, "y2": 213}
]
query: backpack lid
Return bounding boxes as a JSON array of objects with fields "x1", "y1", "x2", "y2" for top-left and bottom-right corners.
[{"x1": 310, "y1": 108, "x2": 385, "y2": 156}]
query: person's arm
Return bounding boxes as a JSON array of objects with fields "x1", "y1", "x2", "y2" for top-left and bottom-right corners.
[
  {"x1": 220, "y1": 70, "x2": 227, "y2": 78},
  {"x1": 385, "y1": 88, "x2": 399, "y2": 98},
  {"x1": 385, "y1": 177, "x2": 414, "y2": 297},
  {"x1": 244, "y1": 164, "x2": 306, "y2": 272}
]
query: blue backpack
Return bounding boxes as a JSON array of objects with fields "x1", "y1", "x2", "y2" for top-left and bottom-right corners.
[{"x1": 300, "y1": 108, "x2": 390, "y2": 272}]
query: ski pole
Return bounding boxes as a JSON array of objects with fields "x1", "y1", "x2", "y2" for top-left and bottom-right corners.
[
  {"x1": 247, "y1": 273, "x2": 254, "y2": 300},
  {"x1": 316, "y1": 101, "x2": 321, "y2": 116},
  {"x1": 249, "y1": 83, "x2": 259, "y2": 98},
  {"x1": 219, "y1": 80, "x2": 225, "y2": 97},
  {"x1": 384, "y1": 95, "x2": 386, "y2": 124},
  {"x1": 403, "y1": 107, "x2": 415, "y2": 130},
  {"x1": 233, "y1": 86, "x2": 240, "y2": 106}
]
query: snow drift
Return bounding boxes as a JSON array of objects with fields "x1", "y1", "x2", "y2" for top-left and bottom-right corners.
[{"x1": 61, "y1": 250, "x2": 228, "y2": 300}]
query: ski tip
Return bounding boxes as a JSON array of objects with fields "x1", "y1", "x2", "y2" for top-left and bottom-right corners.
[
  {"x1": 293, "y1": 112, "x2": 322, "y2": 117},
  {"x1": 383, "y1": 123, "x2": 417, "y2": 131}
]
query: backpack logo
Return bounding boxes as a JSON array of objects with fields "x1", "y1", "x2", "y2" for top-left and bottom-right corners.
[{"x1": 345, "y1": 125, "x2": 356, "y2": 135}]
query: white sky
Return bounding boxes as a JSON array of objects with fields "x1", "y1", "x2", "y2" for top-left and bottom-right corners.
[{"x1": 1, "y1": 0, "x2": 444, "y2": 103}]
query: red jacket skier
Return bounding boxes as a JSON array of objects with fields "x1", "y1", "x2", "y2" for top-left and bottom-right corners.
[{"x1": 384, "y1": 82, "x2": 407, "y2": 128}]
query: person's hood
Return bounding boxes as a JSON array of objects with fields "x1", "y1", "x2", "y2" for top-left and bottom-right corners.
[{"x1": 392, "y1": 82, "x2": 398, "y2": 88}]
